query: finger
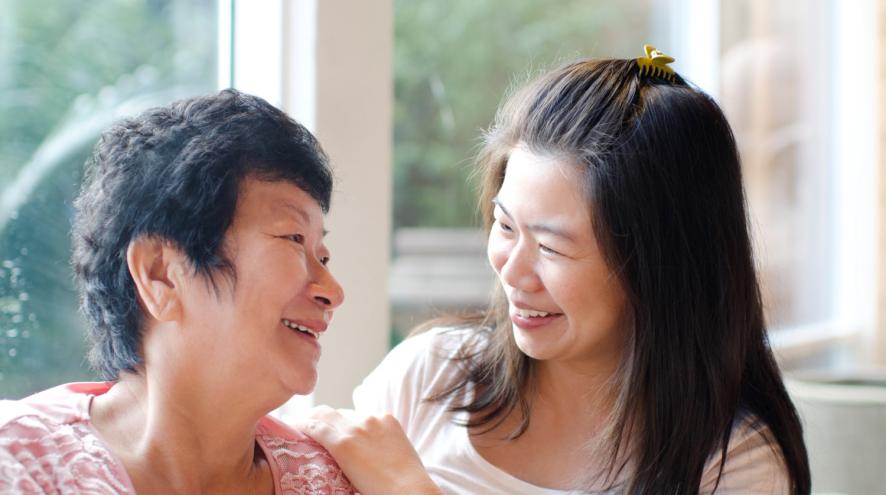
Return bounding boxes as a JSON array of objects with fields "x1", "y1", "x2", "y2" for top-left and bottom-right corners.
[
  {"x1": 336, "y1": 408, "x2": 361, "y2": 422},
  {"x1": 294, "y1": 405, "x2": 348, "y2": 432},
  {"x1": 295, "y1": 416, "x2": 342, "y2": 448},
  {"x1": 305, "y1": 405, "x2": 369, "y2": 428},
  {"x1": 291, "y1": 406, "x2": 345, "y2": 440},
  {"x1": 302, "y1": 404, "x2": 340, "y2": 422}
]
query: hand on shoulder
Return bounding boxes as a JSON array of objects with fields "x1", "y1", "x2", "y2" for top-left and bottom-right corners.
[{"x1": 293, "y1": 405, "x2": 443, "y2": 495}]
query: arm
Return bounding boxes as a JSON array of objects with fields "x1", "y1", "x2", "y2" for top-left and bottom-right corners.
[{"x1": 297, "y1": 406, "x2": 444, "y2": 495}]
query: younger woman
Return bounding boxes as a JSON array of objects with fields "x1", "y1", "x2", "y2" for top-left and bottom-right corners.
[{"x1": 305, "y1": 46, "x2": 810, "y2": 494}]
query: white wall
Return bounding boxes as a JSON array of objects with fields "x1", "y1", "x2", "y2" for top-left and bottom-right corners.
[{"x1": 292, "y1": 0, "x2": 393, "y2": 408}]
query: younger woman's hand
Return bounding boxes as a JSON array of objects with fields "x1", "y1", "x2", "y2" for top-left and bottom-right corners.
[{"x1": 295, "y1": 406, "x2": 443, "y2": 495}]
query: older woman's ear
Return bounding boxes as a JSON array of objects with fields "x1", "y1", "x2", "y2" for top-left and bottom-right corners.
[{"x1": 126, "y1": 236, "x2": 185, "y2": 323}]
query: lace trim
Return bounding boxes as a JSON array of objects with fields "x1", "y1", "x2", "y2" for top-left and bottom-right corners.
[
  {"x1": 1, "y1": 413, "x2": 356, "y2": 494},
  {"x1": 259, "y1": 433, "x2": 356, "y2": 494}
]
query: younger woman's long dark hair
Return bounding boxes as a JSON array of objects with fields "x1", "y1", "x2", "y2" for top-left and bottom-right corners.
[{"x1": 427, "y1": 58, "x2": 810, "y2": 493}]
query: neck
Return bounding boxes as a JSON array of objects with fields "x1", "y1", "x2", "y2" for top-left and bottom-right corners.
[
  {"x1": 467, "y1": 353, "x2": 626, "y2": 491},
  {"x1": 527, "y1": 356, "x2": 622, "y2": 437},
  {"x1": 90, "y1": 369, "x2": 271, "y2": 493}
]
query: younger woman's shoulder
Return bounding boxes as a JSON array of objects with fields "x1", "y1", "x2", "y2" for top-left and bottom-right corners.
[
  {"x1": 352, "y1": 325, "x2": 489, "y2": 419},
  {"x1": 699, "y1": 412, "x2": 790, "y2": 494},
  {"x1": 381, "y1": 325, "x2": 490, "y2": 380},
  {"x1": 401, "y1": 325, "x2": 486, "y2": 358}
]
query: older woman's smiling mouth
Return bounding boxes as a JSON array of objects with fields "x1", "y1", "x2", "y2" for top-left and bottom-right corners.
[{"x1": 282, "y1": 319, "x2": 321, "y2": 339}]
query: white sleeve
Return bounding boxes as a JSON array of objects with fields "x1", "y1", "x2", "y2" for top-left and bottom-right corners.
[
  {"x1": 352, "y1": 330, "x2": 439, "y2": 431},
  {"x1": 353, "y1": 328, "x2": 472, "y2": 434},
  {"x1": 699, "y1": 420, "x2": 791, "y2": 494}
]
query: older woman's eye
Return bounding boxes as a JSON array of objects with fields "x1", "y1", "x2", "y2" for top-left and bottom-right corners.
[
  {"x1": 286, "y1": 234, "x2": 305, "y2": 244},
  {"x1": 540, "y1": 244, "x2": 561, "y2": 256}
]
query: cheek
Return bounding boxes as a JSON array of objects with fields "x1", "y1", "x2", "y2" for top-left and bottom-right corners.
[
  {"x1": 561, "y1": 269, "x2": 626, "y2": 323},
  {"x1": 234, "y1": 252, "x2": 302, "y2": 300}
]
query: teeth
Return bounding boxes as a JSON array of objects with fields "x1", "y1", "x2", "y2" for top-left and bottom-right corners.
[
  {"x1": 282, "y1": 319, "x2": 319, "y2": 339},
  {"x1": 516, "y1": 309, "x2": 551, "y2": 318}
]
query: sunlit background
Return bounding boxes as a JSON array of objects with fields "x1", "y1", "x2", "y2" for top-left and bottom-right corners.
[
  {"x1": 0, "y1": 1, "x2": 883, "y2": 492},
  {"x1": 0, "y1": 0, "x2": 218, "y2": 396}
]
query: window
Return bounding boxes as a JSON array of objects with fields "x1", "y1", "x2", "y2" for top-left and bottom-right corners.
[
  {"x1": 713, "y1": 0, "x2": 877, "y2": 345},
  {"x1": 717, "y1": 0, "x2": 829, "y2": 333},
  {"x1": 0, "y1": 0, "x2": 218, "y2": 398}
]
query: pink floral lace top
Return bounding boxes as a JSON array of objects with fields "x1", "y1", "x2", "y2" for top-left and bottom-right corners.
[{"x1": 0, "y1": 382, "x2": 356, "y2": 494}]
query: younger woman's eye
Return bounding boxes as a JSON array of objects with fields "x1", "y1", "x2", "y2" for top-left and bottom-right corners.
[
  {"x1": 540, "y1": 244, "x2": 561, "y2": 256},
  {"x1": 497, "y1": 219, "x2": 514, "y2": 233}
]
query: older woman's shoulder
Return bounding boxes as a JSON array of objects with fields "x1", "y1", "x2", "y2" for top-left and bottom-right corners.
[
  {"x1": 1, "y1": 382, "x2": 111, "y2": 425},
  {"x1": 0, "y1": 382, "x2": 116, "y2": 444},
  {"x1": 256, "y1": 415, "x2": 356, "y2": 493},
  {"x1": 0, "y1": 382, "x2": 132, "y2": 494}
]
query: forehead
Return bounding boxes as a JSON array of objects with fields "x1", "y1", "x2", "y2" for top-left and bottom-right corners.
[
  {"x1": 235, "y1": 177, "x2": 324, "y2": 225},
  {"x1": 498, "y1": 147, "x2": 590, "y2": 219}
]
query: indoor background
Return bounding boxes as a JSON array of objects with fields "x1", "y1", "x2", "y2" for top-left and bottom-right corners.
[{"x1": 0, "y1": 1, "x2": 883, "y2": 493}]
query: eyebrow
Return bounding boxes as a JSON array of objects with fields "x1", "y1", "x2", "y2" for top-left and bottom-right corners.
[
  {"x1": 280, "y1": 201, "x2": 329, "y2": 237},
  {"x1": 491, "y1": 198, "x2": 577, "y2": 244}
]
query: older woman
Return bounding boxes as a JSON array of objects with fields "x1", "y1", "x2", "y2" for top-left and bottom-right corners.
[{"x1": 0, "y1": 90, "x2": 355, "y2": 494}]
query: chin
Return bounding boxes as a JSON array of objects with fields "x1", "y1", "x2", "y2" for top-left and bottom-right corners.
[
  {"x1": 295, "y1": 384, "x2": 316, "y2": 396},
  {"x1": 513, "y1": 331, "x2": 547, "y2": 360},
  {"x1": 281, "y1": 370, "x2": 318, "y2": 397}
]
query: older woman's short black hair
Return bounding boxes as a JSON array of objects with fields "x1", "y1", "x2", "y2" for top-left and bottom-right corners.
[{"x1": 72, "y1": 89, "x2": 333, "y2": 379}]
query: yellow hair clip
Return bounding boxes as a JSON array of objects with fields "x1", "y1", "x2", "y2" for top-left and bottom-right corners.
[{"x1": 636, "y1": 44, "x2": 676, "y2": 82}]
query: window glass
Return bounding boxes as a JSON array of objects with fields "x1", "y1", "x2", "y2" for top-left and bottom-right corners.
[
  {"x1": 719, "y1": 0, "x2": 832, "y2": 329},
  {"x1": 0, "y1": 0, "x2": 218, "y2": 398}
]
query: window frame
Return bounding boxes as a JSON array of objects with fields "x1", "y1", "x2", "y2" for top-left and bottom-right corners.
[{"x1": 224, "y1": 0, "x2": 394, "y2": 410}]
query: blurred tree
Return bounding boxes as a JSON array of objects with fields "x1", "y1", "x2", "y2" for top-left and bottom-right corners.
[
  {"x1": 0, "y1": 0, "x2": 217, "y2": 398},
  {"x1": 393, "y1": 0, "x2": 653, "y2": 228}
]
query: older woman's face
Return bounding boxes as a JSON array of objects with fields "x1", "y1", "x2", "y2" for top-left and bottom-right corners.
[
  {"x1": 179, "y1": 177, "x2": 343, "y2": 397},
  {"x1": 487, "y1": 147, "x2": 627, "y2": 373}
]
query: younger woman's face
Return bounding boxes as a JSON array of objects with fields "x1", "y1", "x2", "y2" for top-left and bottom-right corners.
[{"x1": 487, "y1": 146, "x2": 628, "y2": 373}]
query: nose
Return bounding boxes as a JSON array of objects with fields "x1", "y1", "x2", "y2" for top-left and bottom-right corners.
[
  {"x1": 489, "y1": 237, "x2": 542, "y2": 293},
  {"x1": 310, "y1": 266, "x2": 345, "y2": 310}
]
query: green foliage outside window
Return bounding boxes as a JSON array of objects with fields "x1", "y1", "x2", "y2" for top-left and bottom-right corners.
[
  {"x1": 0, "y1": 0, "x2": 216, "y2": 398},
  {"x1": 393, "y1": 0, "x2": 653, "y2": 228}
]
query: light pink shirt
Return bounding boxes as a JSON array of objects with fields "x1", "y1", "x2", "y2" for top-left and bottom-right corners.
[{"x1": 0, "y1": 382, "x2": 355, "y2": 494}]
